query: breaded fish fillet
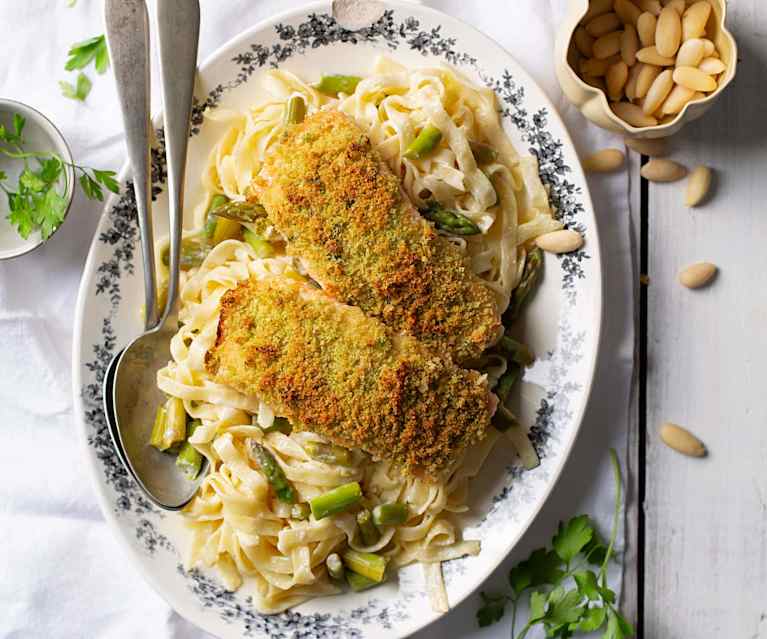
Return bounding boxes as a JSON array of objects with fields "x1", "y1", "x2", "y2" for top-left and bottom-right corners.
[
  {"x1": 257, "y1": 110, "x2": 501, "y2": 365},
  {"x1": 205, "y1": 277, "x2": 493, "y2": 478}
]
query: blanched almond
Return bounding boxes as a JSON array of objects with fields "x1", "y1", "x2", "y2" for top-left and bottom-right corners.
[
  {"x1": 661, "y1": 84, "x2": 696, "y2": 113},
  {"x1": 607, "y1": 61, "x2": 630, "y2": 100},
  {"x1": 593, "y1": 31, "x2": 624, "y2": 59},
  {"x1": 582, "y1": 148, "x2": 626, "y2": 173},
  {"x1": 666, "y1": 0, "x2": 686, "y2": 14},
  {"x1": 536, "y1": 229, "x2": 584, "y2": 254},
  {"x1": 699, "y1": 38, "x2": 716, "y2": 56},
  {"x1": 615, "y1": 0, "x2": 642, "y2": 25},
  {"x1": 656, "y1": 6, "x2": 682, "y2": 57},
  {"x1": 659, "y1": 422, "x2": 707, "y2": 457},
  {"x1": 574, "y1": 27, "x2": 595, "y2": 57},
  {"x1": 580, "y1": 57, "x2": 610, "y2": 77},
  {"x1": 586, "y1": 12, "x2": 622, "y2": 37},
  {"x1": 580, "y1": 0, "x2": 614, "y2": 25},
  {"x1": 643, "y1": 69, "x2": 675, "y2": 114},
  {"x1": 613, "y1": 101, "x2": 659, "y2": 127},
  {"x1": 637, "y1": 12, "x2": 657, "y2": 47},
  {"x1": 640, "y1": 158, "x2": 688, "y2": 181},
  {"x1": 624, "y1": 137, "x2": 669, "y2": 156},
  {"x1": 621, "y1": 24, "x2": 639, "y2": 66},
  {"x1": 682, "y1": 1, "x2": 712, "y2": 41},
  {"x1": 636, "y1": 46, "x2": 676, "y2": 66},
  {"x1": 673, "y1": 66, "x2": 717, "y2": 91},
  {"x1": 678, "y1": 261, "x2": 717, "y2": 288},
  {"x1": 685, "y1": 165, "x2": 712, "y2": 206},
  {"x1": 676, "y1": 38, "x2": 706, "y2": 67},
  {"x1": 636, "y1": 64, "x2": 662, "y2": 99},
  {"x1": 636, "y1": 0, "x2": 662, "y2": 16},
  {"x1": 698, "y1": 57, "x2": 726, "y2": 74},
  {"x1": 625, "y1": 63, "x2": 644, "y2": 100}
]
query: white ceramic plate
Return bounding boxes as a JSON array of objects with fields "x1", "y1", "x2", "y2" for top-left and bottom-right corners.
[{"x1": 72, "y1": 2, "x2": 602, "y2": 637}]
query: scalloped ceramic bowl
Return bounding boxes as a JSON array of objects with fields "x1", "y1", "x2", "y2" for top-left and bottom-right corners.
[{"x1": 555, "y1": 0, "x2": 738, "y2": 139}]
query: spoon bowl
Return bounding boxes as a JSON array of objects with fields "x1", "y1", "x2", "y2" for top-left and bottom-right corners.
[{"x1": 109, "y1": 328, "x2": 209, "y2": 510}]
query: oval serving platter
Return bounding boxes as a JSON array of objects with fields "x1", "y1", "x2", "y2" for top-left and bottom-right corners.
[{"x1": 72, "y1": 2, "x2": 602, "y2": 637}]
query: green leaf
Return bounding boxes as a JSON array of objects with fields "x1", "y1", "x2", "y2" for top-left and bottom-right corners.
[
  {"x1": 93, "y1": 169, "x2": 119, "y2": 194},
  {"x1": 583, "y1": 525, "x2": 608, "y2": 565},
  {"x1": 602, "y1": 608, "x2": 634, "y2": 639},
  {"x1": 94, "y1": 43, "x2": 110, "y2": 74},
  {"x1": 64, "y1": 35, "x2": 106, "y2": 71},
  {"x1": 512, "y1": 549, "x2": 564, "y2": 590},
  {"x1": 0, "y1": 170, "x2": 7, "y2": 181},
  {"x1": 79, "y1": 172, "x2": 103, "y2": 201},
  {"x1": 509, "y1": 563, "x2": 532, "y2": 596},
  {"x1": 39, "y1": 157, "x2": 63, "y2": 185},
  {"x1": 19, "y1": 169, "x2": 46, "y2": 193},
  {"x1": 39, "y1": 188, "x2": 67, "y2": 239},
  {"x1": 546, "y1": 588, "x2": 584, "y2": 626},
  {"x1": 573, "y1": 570, "x2": 601, "y2": 601},
  {"x1": 530, "y1": 590, "x2": 547, "y2": 621},
  {"x1": 553, "y1": 515, "x2": 594, "y2": 563},
  {"x1": 62, "y1": 72, "x2": 93, "y2": 101},
  {"x1": 600, "y1": 585, "x2": 616, "y2": 605},
  {"x1": 578, "y1": 606, "x2": 607, "y2": 632},
  {"x1": 7, "y1": 195, "x2": 35, "y2": 239},
  {"x1": 476, "y1": 592, "x2": 507, "y2": 627},
  {"x1": 13, "y1": 113, "x2": 25, "y2": 139}
]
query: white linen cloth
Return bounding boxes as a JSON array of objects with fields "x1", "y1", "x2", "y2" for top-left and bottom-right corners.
[{"x1": 0, "y1": 1, "x2": 635, "y2": 637}]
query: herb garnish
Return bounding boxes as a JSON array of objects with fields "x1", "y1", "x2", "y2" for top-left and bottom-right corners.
[
  {"x1": 477, "y1": 449, "x2": 633, "y2": 639},
  {"x1": 0, "y1": 113, "x2": 119, "y2": 240},
  {"x1": 60, "y1": 35, "x2": 109, "y2": 102}
]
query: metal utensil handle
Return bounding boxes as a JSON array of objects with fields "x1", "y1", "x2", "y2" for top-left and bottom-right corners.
[
  {"x1": 155, "y1": 0, "x2": 201, "y2": 328},
  {"x1": 104, "y1": 0, "x2": 157, "y2": 330}
]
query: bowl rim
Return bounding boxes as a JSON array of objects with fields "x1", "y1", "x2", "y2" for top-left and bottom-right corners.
[
  {"x1": 0, "y1": 98, "x2": 76, "y2": 260},
  {"x1": 562, "y1": 0, "x2": 739, "y2": 135}
]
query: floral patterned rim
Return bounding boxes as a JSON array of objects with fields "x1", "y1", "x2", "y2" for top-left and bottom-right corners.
[{"x1": 74, "y1": 5, "x2": 599, "y2": 638}]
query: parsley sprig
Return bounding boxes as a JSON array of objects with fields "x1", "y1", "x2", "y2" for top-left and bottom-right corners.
[
  {"x1": 0, "y1": 113, "x2": 119, "y2": 240},
  {"x1": 477, "y1": 449, "x2": 633, "y2": 639},
  {"x1": 60, "y1": 35, "x2": 109, "y2": 102}
]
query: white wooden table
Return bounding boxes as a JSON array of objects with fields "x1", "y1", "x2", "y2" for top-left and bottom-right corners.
[{"x1": 623, "y1": 2, "x2": 767, "y2": 636}]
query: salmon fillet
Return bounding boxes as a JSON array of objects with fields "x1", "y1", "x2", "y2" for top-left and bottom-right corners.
[
  {"x1": 205, "y1": 277, "x2": 493, "y2": 478},
  {"x1": 256, "y1": 110, "x2": 501, "y2": 365}
]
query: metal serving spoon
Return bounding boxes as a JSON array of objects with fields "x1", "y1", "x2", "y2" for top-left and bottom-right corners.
[{"x1": 103, "y1": 0, "x2": 203, "y2": 510}]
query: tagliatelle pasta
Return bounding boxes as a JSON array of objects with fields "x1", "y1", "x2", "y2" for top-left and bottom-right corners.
[{"x1": 155, "y1": 57, "x2": 557, "y2": 615}]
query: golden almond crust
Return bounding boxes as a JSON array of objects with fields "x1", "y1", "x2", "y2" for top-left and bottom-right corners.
[
  {"x1": 205, "y1": 277, "x2": 491, "y2": 478},
  {"x1": 257, "y1": 110, "x2": 501, "y2": 365}
]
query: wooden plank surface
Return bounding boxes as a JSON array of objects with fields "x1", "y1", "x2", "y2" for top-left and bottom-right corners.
[{"x1": 644, "y1": 2, "x2": 767, "y2": 636}]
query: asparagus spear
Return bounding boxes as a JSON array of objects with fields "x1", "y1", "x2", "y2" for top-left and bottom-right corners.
[
  {"x1": 285, "y1": 95, "x2": 307, "y2": 124},
  {"x1": 209, "y1": 200, "x2": 267, "y2": 224},
  {"x1": 304, "y1": 441, "x2": 353, "y2": 466},
  {"x1": 494, "y1": 362, "x2": 522, "y2": 405},
  {"x1": 342, "y1": 549, "x2": 387, "y2": 582},
  {"x1": 204, "y1": 194, "x2": 231, "y2": 241},
  {"x1": 356, "y1": 509, "x2": 381, "y2": 546},
  {"x1": 469, "y1": 140, "x2": 499, "y2": 165},
  {"x1": 372, "y1": 502, "x2": 408, "y2": 527},
  {"x1": 309, "y1": 482, "x2": 362, "y2": 520},
  {"x1": 243, "y1": 230, "x2": 275, "y2": 259},
  {"x1": 403, "y1": 124, "x2": 443, "y2": 160},
  {"x1": 249, "y1": 441, "x2": 296, "y2": 504},
  {"x1": 326, "y1": 553, "x2": 345, "y2": 581},
  {"x1": 149, "y1": 397, "x2": 187, "y2": 451},
  {"x1": 149, "y1": 405, "x2": 168, "y2": 450},
  {"x1": 161, "y1": 239, "x2": 208, "y2": 271},
  {"x1": 256, "y1": 416, "x2": 292, "y2": 435},
  {"x1": 497, "y1": 335, "x2": 535, "y2": 368},
  {"x1": 176, "y1": 419, "x2": 204, "y2": 479},
  {"x1": 291, "y1": 502, "x2": 311, "y2": 520},
  {"x1": 316, "y1": 74, "x2": 362, "y2": 96},
  {"x1": 346, "y1": 570, "x2": 378, "y2": 592},
  {"x1": 503, "y1": 247, "x2": 544, "y2": 325},
  {"x1": 419, "y1": 202, "x2": 481, "y2": 236}
]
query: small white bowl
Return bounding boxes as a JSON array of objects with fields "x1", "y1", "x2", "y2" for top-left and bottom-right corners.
[
  {"x1": 0, "y1": 99, "x2": 75, "y2": 259},
  {"x1": 554, "y1": 0, "x2": 738, "y2": 139}
]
